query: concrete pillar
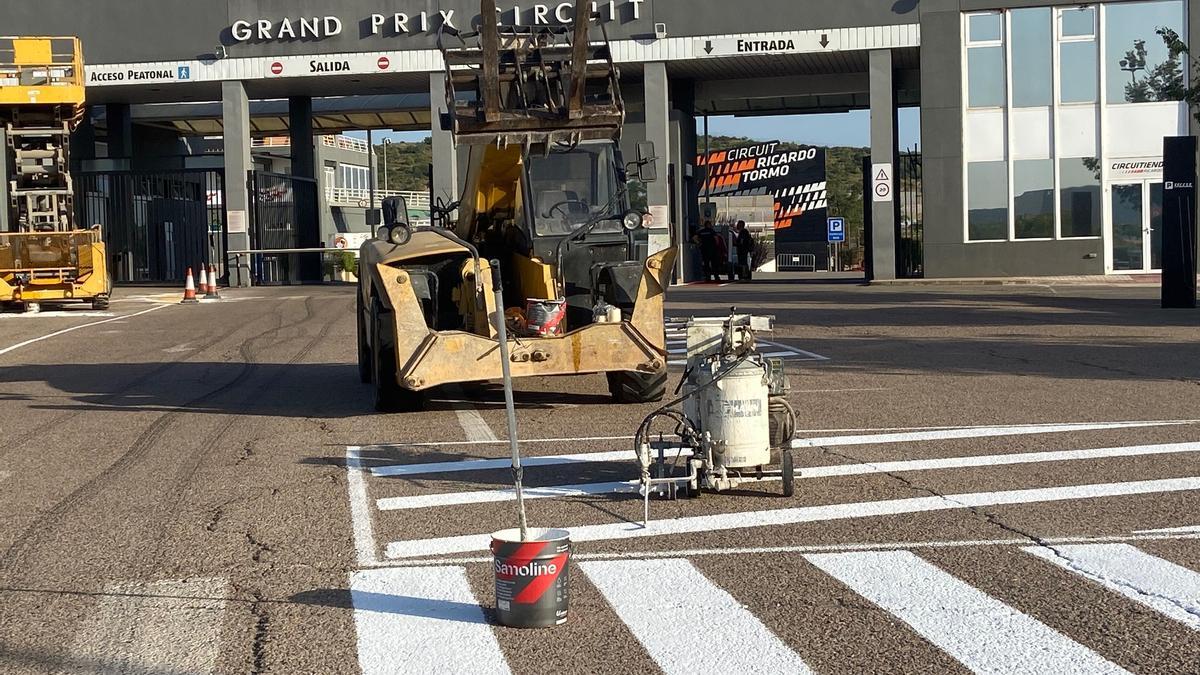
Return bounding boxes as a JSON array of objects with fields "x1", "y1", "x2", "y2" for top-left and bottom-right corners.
[
  {"x1": 869, "y1": 49, "x2": 898, "y2": 281},
  {"x1": 105, "y1": 103, "x2": 133, "y2": 163},
  {"x1": 0, "y1": 127, "x2": 9, "y2": 231},
  {"x1": 222, "y1": 81, "x2": 253, "y2": 287},
  {"x1": 643, "y1": 62, "x2": 672, "y2": 256},
  {"x1": 429, "y1": 72, "x2": 458, "y2": 209},
  {"x1": 289, "y1": 95, "x2": 321, "y2": 282}
]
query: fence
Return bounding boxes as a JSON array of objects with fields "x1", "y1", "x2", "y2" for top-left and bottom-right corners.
[
  {"x1": 776, "y1": 253, "x2": 818, "y2": 272},
  {"x1": 250, "y1": 171, "x2": 320, "y2": 284},
  {"x1": 324, "y1": 187, "x2": 431, "y2": 210},
  {"x1": 896, "y1": 150, "x2": 924, "y2": 279},
  {"x1": 75, "y1": 169, "x2": 226, "y2": 283}
]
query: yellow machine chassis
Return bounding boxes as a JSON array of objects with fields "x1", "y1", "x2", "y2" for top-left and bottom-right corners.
[
  {"x1": 0, "y1": 230, "x2": 109, "y2": 303},
  {"x1": 375, "y1": 248, "x2": 675, "y2": 392}
]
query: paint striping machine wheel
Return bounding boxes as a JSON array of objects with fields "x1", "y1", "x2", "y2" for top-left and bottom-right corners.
[{"x1": 781, "y1": 448, "x2": 795, "y2": 498}]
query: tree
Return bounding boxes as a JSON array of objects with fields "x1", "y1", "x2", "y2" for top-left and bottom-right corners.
[
  {"x1": 1122, "y1": 36, "x2": 1185, "y2": 103},
  {"x1": 1149, "y1": 27, "x2": 1196, "y2": 118}
]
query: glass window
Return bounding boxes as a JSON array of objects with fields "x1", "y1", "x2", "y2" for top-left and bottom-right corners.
[
  {"x1": 1059, "y1": 157, "x2": 1101, "y2": 237},
  {"x1": 969, "y1": 13, "x2": 1003, "y2": 42},
  {"x1": 968, "y1": 46, "x2": 1006, "y2": 108},
  {"x1": 1014, "y1": 159, "x2": 1054, "y2": 239},
  {"x1": 1104, "y1": 1, "x2": 1186, "y2": 104},
  {"x1": 1061, "y1": 7, "x2": 1096, "y2": 38},
  {"x1": 1011, "y1": 8, "x2": 1052, "y2": 107},
  {"x1": 968, "y1": 161, "x2": 1009, "y2": 241},
  {"x1": 1060, "y1": 41, "x2": 1098, "y2": 103}
]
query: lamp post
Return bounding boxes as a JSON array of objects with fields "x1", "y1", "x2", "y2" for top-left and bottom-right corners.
[{"x1": 382, "y1": 138, "x2": 393, "y2": 195}]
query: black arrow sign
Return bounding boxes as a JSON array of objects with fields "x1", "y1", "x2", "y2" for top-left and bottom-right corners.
[
  {"x1": 819, "y1": 33, "x2": 829, "y2": 48},
  {"x1": 704, "y1": 40, "x2": 714, "y2": 54}
]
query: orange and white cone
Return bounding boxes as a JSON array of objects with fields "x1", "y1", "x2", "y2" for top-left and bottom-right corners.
[
  {"x1": 196, "y1": 263, "x2": 210, "y2": 295},
  {"x1": 204, "y1": 265, "x2": 221, "y2": 300},
  {"x1": 180, "y1": 268, "x2": 200, "y2": 304}
]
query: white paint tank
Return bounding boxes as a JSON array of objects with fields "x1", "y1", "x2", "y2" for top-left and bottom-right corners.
[{"x1": 700, "y1": 359, "x2": 771, "y2": 468}]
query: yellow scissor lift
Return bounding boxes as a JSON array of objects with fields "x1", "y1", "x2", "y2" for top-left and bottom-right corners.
[{"x1": 0, "y1": 37, "x2": 110, "y2": 310}]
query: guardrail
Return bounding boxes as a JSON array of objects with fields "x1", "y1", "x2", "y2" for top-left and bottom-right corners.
[
  {"x1": 325, "y1": 188, "x2": 431, "y2": 210},
  {"x1": 776, "y1": 253, "x2": 817, "y2": 272},
  {"x1": 249, "y1": 135, "x2": 370, "y2": 153}
]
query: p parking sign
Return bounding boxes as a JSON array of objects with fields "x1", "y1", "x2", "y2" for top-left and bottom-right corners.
[{"x1": 827, "y1": 217, "x2": 846, "y2": 243}]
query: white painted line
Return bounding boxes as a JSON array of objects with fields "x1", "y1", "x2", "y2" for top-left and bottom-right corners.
[
  {"x1": 163, "y1": 342, "x2": 196, "y2": 353},
  {"x1": 346, "y1": 446, "x2": 379, "y2": 567},
  {"x1": 377, "y1": 442, "x2": 1200, "y2": 511},
  {"x1": 581, "y1": 558, "x2": 813, "y2": 675},
  {"x1": 384, "y1": 476, "x2": 1200, "y2": 558},
  {"x1": 804, "y1": 551, "x2": 1126, "y2": 673},
  {"x1": 65, "y1": 577, "x2": 228, "y2": 674},
  {"x1": 793, "y1": 419, "x2": 1200, "y2": 448},
  {"x1": 0, "y1": 304, "x2": 171, "y2": 357},
  {"x1": 760, "y1": 339, "x2": 831, "y2": 361},
  {"x1": 378, "y1": 480, "x2": 645, "y2": 511},
  {"x1": 0, "y1": 311, "x2": 114, "y2": 319},
  {"x1": 371, "y1": 448, "x2": 684, "y2": 478},
  {"x1": 802, "y1": 441, "x2": 1200, "y2": 479},
  {"x1": 1134, "y1": 525, "x2": 1200, "y2": 535},
  {"x1": 1024, "y1": 543, "x2": 1200, "y2": 629},
  {"x1": 351, "y1": 566, "x2": 509, "y2": 675},
  {"x1": 794, "y1": 387, "x2": 889, "y2": 394},
  {"x1": 360, "y1": 435, "x2": 633, "y2": 451},
  {"x1": 382, "y1": 531, "x2": 1200, "y2": 568}
]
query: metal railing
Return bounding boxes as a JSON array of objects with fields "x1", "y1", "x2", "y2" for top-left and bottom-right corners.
[
  {"x1": 325, "y1": 188, "x2": 431, "y2": 210},
  {"x1": 248, "y1": 135, "x2": 370, "y2": 153},
  {"x1": 776, "y1": 253, "x2": 817, "y2": 272}
]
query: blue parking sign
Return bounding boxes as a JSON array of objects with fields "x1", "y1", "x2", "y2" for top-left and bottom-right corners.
[{"x1": 827, "y1": 217, "x2": 846, "y2": 242}]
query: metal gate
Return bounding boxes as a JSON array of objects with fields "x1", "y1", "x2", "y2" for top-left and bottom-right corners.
[
  {"x1": 896, "y1": 150, "x2": 923, "y2": 279},
  {"x1": 250, "y1": 171, "x2": 319, "y2": 285},
  {"x1": 75, "y1": 169, "x2": 226, "y2": 284}
]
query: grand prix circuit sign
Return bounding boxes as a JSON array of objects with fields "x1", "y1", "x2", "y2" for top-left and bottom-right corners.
[{"x1": 697, "y1": 142, "x2": 828, "y2": 245}]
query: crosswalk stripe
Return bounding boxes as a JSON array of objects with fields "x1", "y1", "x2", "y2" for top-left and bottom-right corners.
[
  {"x1": 370, "y1": 448, "x2": 691, "y2": 478},
  {"x1": 804, "y1": 551, "x2": 1128, "y2": 674},
  {"x1": 351, "y1": 566, "x2": 510, "y2": 675},
  {"x1": 1024, "y1": 544, "x2": 1200, "y2": 630},
  {"x1": 64, "y1": 577, "x2": 228, "y2": 675},
  {"x1": 580, "y1": 558, "x2": 814, "y2": 675},
  {"x1": 385, "y1": 477, "x2": 1200, "y2": 559},
  {"x1": 375, "y1": 442, "x2": 1200, "y2": 512},
  {"x1": 793, "y1": 419, "x2": 1200, "y2": 448}
]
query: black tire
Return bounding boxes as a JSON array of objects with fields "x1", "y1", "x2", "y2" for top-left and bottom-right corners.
[
  {"x1": 371, "y1": 299, "x2": 423, "y2": 413},
  {"x1": 357, "y1": 290, "x2": 372, "y2": 384},
  {"x1": 91, "y1": 294, "x2": 110, "y2": 311},
  {"x1": 781, "y1": 449, "x2": 795, "y2": 498},
  {"x1": 607, "y1": 368, "x2": 668, "y2": 403}
]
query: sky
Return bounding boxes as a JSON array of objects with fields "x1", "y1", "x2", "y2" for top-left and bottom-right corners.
[{"x1": 353, "y1": 108, "x2": 922, "y2": 150}]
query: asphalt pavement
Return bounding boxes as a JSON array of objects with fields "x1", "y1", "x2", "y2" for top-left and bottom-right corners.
[{"x1": 0, "y1": 280, "x2": 1197, "y2": 674}]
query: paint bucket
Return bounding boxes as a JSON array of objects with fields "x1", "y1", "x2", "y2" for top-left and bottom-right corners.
[
  {"x1": 490, "y1": 528, "x2": 571, "y2": 628},
  {"x1": 524, "y1": 298, "x2": 567, "y2": 336}
]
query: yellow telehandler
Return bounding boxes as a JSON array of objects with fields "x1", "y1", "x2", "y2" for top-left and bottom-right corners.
[
  {"x1": 357, "y1": 0, "x2": 672, "y2": 411},
  {"x1": 0, "y1": 36, "x2": 110, "y2": 310}
]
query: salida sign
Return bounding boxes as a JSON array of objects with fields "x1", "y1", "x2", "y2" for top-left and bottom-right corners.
[{"x1": 228, "y1": 1, "x2": 646, "y2": 42}]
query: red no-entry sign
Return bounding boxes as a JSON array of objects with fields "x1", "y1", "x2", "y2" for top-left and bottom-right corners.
[
  {"x1": 270, "y1": 62, "x2": 283, "y2": 75},
  {"x1": 377, "y1": 56, "x2": 390, "y2": 70}
]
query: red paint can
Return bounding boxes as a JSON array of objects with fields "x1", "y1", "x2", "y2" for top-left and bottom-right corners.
[{"x1": 490, "y1": 528, "x2": 571, "y2": 628}]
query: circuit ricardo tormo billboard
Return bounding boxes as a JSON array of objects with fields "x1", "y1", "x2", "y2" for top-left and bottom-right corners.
[{"x1": 696, "y1": 142, "x2": 828, "y2": 243}]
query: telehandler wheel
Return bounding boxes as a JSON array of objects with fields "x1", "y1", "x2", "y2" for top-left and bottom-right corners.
[
  {"x1": 781, "y1": 449, "x2": 796, "y2": 498},
  {"x1": 91, "y1": 294, "x2": 110, "y2": 311},
  {"x1": 371, "y1": 299, "x2": 423, "y2": 413},
  {"x1": 606, "y1": 368, "x2": 668, "y2": 403},
  {"x1": 357, "y1": 291, "x2": 372, "y2": 384}
]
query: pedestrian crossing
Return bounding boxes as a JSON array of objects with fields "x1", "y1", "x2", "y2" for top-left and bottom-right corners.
[
  {"x1": 664, "y1": 318, "x2": 828, "y2": 366},
  {"x1": 350, "y1": 543, "x2": 1200, "y2": 674}
]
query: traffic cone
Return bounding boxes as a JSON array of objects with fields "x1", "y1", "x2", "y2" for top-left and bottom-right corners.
[
  {"x1": 180, "y1": 268, "x2": 200, "y2": 304},
  {"x1": 205, "y1": 265, "x2": 221, "y2": 300},
  {"x1": 196, "y1": 263, "x2": 210, "y2": 295}
]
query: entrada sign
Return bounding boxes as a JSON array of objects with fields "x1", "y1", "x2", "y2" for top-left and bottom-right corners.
[{"x1": 229, "y1": 1, "x2": 645, "y2": 43}]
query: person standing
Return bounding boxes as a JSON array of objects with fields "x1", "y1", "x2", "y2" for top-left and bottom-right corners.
[
  {"x1": 734, "y1": 220, "x2": 755, "y2": 281},
  {"x1": 692, "y1": 221, "x2": 720, "y2": 282}
]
